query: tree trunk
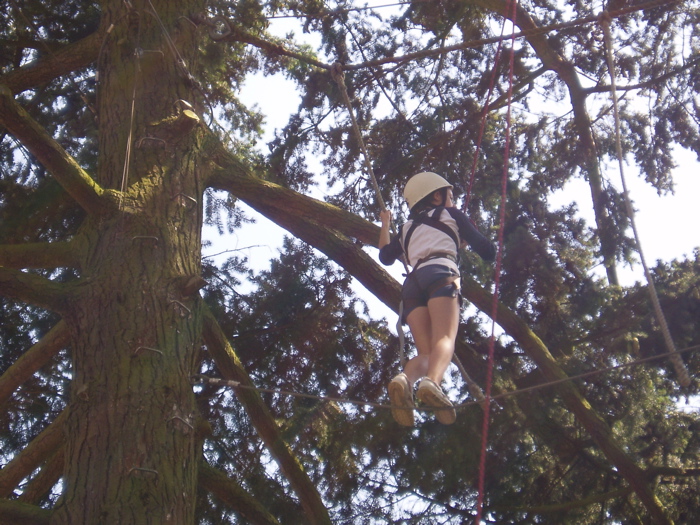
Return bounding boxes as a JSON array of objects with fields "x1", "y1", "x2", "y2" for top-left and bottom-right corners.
[{"x1": 51, "y1": 1, "x2": 206, "y2": 522}]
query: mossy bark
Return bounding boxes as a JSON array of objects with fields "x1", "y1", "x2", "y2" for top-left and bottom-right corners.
[{"x1": 50, "y1": 1, "x2": 206, "y2": 522}]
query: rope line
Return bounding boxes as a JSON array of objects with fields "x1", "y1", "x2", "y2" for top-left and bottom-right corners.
[
  {"x1": 192, "y1": 343, "x2": 700, "y2": 412},
  {"x1": 119, "y1": 7, "x2": 143, "y2": 205},
  {"x1": 8, "y1": 0, "x2": 98, "y2": 117},
  {"x1": 146, "y1": 0, "x2": 191, "y2": 78},
  {"x1": 461, "y1": 0, "x2": 510, "y2": 212},
  {"x1": 330, "y1": 62, "x2": 416, "y2": 369},
  {"x1": 330, "y1": 63, "x2": 388, "y2": 215},
  {"x1": 600, "y1": 13, "x2": 692, "y2": 388},
  {"x1": 475, "y1": 1, "x2": 518, "y2": 521}
]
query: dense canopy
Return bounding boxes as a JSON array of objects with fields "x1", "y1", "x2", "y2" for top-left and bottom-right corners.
[{"x1": 0, "y1": 0, "x2": 699, "y2": 523}]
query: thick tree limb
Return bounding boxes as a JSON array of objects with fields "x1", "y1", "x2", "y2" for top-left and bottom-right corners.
[
  {"x1": 201, "y1": 306, "x2": 332, "y2": 525},
  {"x1": 209, "y1": 166, "x2": 400, "y2": 310},
  {"x1": 0, "y1": 321, "x2": 69, "y2": 407},
  {"x1": 0, "y1": 499, "x2": 51, "y2": 525},
  {"x1": 0, "y1": 31, "x2": 101, "y2": 96},
  {"x1": 0, "y1": 410, "x2": 66, "y2": 499},
  {"x1": 0, "y1": 85, "x2": 109, "y2": 217},
  {"x1": 205, "y1": 143, "x2": 379, "y2": 248},
  {"x1": 0, "y1": 240, "x2": 81, "y2": 270},
  {"x1": 198, "y1": 462, "x2": 282, "y2": 525},
  {"x1": 0, "y1": 267, "x2": 68, "y2": 313}
]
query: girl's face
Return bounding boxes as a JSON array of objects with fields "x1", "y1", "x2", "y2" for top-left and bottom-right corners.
[
  {"x1": 433, "y1": 188, "x2": 454, "y2": 207},
  {"x1": 444, "y1": 188, "x2": 454, "y2": 207}
]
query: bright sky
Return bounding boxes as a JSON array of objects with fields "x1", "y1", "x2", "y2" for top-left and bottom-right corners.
[{"x1": 550, "y1": 146, "x2": 699, "y2": 286}]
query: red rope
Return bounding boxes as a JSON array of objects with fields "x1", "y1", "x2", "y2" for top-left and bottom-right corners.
[
  {"x1": 475, "y1": 1, "x2": 518, "y2": 523},
  {"x1": 462, "y1": 11, "x2": 509, "y2": 212}
]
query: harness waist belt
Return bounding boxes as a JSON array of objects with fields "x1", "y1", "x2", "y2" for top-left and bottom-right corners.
[{"x1": 414, "y1": 252, "x2": 457, "y2": 270}]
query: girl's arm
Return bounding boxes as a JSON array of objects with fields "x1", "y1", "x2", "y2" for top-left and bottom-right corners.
[
  {"x1": 378, "y1": 210, "x2": 404, "y2": 266},
  {"x1": 447, "y1": 208, "x2": 496, "y2": 262},
  {"x1": 379, "y1": 210, "x2": 392, "y2": 249}
]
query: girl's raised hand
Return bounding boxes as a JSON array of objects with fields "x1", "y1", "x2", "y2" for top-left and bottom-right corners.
[{"x1": 380, "y1": 209, "x2": 392, "y2": 225}]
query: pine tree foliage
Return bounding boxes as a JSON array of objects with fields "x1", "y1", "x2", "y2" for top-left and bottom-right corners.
[{"x1": 0, "y1": 0, "x2": 699, "y2": 523}]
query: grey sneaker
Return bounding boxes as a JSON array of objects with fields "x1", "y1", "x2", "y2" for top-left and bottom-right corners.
[
  {"x1": 417, "y1": 378, "x2": 456, "y2": 425},
  {"x1": 388, "y1": 373, "x2": 415, "y2": 427}
]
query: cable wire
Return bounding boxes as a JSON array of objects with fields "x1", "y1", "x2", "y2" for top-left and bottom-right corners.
[
  {"x1": 600, "y1": 12, "x2": 692, "y2": 388},
  {"x1": 192, "y1": 343, "x2": 700, "y2": 412}
]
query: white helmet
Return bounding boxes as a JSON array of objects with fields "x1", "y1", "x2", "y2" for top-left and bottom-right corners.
[{"x1": 403, "y1": 172, "x2": 453, "y2": 210}]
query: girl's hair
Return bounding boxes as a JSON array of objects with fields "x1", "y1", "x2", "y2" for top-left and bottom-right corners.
[{"x1": 408, "y1": 187, "x2": 449, "y2": 219}]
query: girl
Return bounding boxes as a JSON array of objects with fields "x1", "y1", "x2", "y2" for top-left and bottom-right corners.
[{"x1": 378, "y1": 172, "x2": 495, "y2": 426}]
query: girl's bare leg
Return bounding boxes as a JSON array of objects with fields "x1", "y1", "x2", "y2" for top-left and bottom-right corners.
[
  {"x1": 425, "y1": 295, "x2": 460, "y2": 384},
  {"x1": 403, "y1": 306, "x2": 431, "y2": 386}
]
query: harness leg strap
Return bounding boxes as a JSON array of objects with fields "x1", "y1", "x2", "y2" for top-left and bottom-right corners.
[{"x1": 425, "y1": 275, "x2": 461, "y2": 299}]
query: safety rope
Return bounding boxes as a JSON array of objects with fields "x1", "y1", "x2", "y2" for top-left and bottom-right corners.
[
  {"x1": 600, "y1": 13, "x2": 692, "y2": 388},
  {"x1": 330, "y1": 63, "x2": 389, "y2": 215},
  {"x1": 330, "y1": 63, "x2": 416, "y2": 368},
  {"x1": 119, "y1": 6, "x2": 143, "y2": 208},
  {"x1": 476, "y1": 0, "x2": 519, "y2": 522},
  {"x1": 461, "y1": 6, "x2": 511, "y2": 212}
]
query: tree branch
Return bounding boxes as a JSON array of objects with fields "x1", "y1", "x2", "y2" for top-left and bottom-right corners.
[
  {"x1": 213, "y1": 3, "x2": 671, "y2": 73},
  {"x1": 0, "y1": 267, "x2": 68, "y2": 314},
  {"x1": 17, "y1": 448, "x2": 64, "y2": 505},
  {"x1": 0, "y1": 499, "x2": 51, "y2": 525},
  {"x1": 582, "y1": 48, "x2": 700, "y2": 96},
  {"x1": 205, "y1": 139, "x2": 380, "y2": 248},
  {"x1": 494, "y1": 487, "x2": 633, "y2": 514},
  {"x1": 0, "y1": 85, "x2": 110, "y2": 217},
  {"x1": 207, "y1": 164, "x2": 399, "y2": 311},
  {"x1": 0, "y1": 30, "x2": 102, "y2": 96},
  {"x1": 198, "y1": 462, "x2": 282, "y2": 525},
  {"x1": 0, "y1": 321, "x2": 69, "y2": 407},
  {"x1": 208, "y1": 23, "x2": 330, "y2": 71},
  {"x1": 460, "y1": 273, "x2": 672, "y2": 525},
  {"x1": 470, "y1": 0, "x2": 623, "y2": 286},
  {"x1": 0, "y1": 410, "x2": 66, "y2": 499},
  {"x1": 0, "y1": 239, "x2": 82, "y2": 270},
  {"x1": 201, "y1": 306, "x2": 332, "y2": 525}
]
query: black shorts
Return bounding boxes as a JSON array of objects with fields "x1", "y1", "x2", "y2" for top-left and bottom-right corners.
[{"x1": 401, "y1": 264, "x2": 461, "y2": 323}]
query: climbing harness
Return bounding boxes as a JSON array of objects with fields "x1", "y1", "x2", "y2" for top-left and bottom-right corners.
[
  {"x1": 401, "y1": 208, "x2": 461, "y2": 267},
  {"x1": 600, "y1": 13, "x2": 691, "y2": 388},
  {"x1": 398, "y1": 206, "x2": 463, "y2": 315}
]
